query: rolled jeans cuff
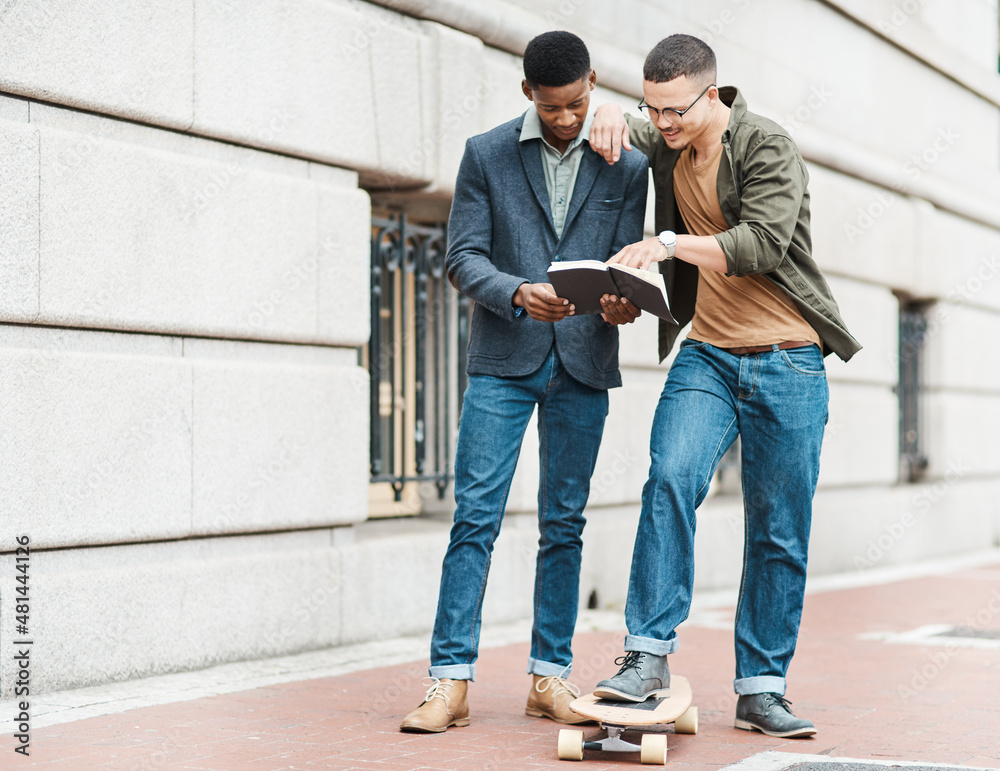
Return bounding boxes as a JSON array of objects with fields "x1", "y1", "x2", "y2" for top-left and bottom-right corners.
[
  {"x1": 429, "y1": 663, "x2": 475, "y2": 682},
  {"x1": 734, "y1": 676, "x2": 785, "y2": 696},
  {"x1": 526, "y1": 658, "x2": 572, "y2": 678},
  {"x1": 625, "y1": 634, "x2": 678, "y2": 656}
]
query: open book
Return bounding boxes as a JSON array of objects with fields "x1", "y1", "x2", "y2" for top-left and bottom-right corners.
[{"x1": 546, "y1": 260, "x2": 676, "y2": 323}]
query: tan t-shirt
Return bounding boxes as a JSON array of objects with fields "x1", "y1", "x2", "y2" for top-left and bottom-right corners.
[{"x1": 673, "y1": 143, "x2": 821, "y2": 349}]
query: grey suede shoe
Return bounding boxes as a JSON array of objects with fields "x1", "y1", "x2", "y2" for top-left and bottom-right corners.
[
  {"x1": 592, "y1": 651, "x2": 670, "y2": 702},
  {"x1": 734, "y1": 693, "x2": 816, "y2": 738}
]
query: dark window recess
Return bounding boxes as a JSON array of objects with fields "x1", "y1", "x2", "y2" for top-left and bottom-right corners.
[
  {"x1": 898, "y1": 301, "x2": 930, "y2": 482},
  {"x1": 364, "y1": 213, "x2": 470, "y2": 503},
  {"x1": 932, "y1": 626, "x2": 1000, "y2": 641}
]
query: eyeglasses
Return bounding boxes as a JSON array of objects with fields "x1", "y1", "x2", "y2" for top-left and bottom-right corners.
[{"x1": 638, "y1": 83, "x2": 715, "y2": 123}]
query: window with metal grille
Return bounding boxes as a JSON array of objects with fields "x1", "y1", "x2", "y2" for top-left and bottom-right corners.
[
  {"x1": 898, "y1": 299, "x2": 930, "y2": 482},
  {"x1": 361, "y1": 213, "x2": 470, "y2": 517}
]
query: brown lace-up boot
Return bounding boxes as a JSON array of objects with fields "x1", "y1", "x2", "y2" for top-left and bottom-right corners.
[
  {"x1": 399, "y1": 678, "x2": 470, "y2": 733},
  {"x1": 525, "y1": 674, "x2": 592, "y2": 724}
]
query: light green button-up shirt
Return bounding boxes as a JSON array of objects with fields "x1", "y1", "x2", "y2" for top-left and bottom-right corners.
[{"x1": 519, "y1": 107, "x2": 595, "y2": 238}]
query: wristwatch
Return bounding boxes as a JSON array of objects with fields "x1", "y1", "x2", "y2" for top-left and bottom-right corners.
[{"x1": 657, "y1": 230, "x2": 676, "y2": 259}]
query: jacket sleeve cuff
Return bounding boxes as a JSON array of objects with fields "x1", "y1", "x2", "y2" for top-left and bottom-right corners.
[
  {"x1": 624, "y1": 113, "x2": 659, "y2": 158},
  {"x1": 714, "y1": 229, "x2": 759, "y2": 276},
  {"x1": 503, "y1": 277, "x2": 530, "y2": 321}
]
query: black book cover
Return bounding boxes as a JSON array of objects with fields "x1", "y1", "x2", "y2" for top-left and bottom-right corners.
[{"x1": 546, "y1": 260, "x2": 676, "y2": 323}]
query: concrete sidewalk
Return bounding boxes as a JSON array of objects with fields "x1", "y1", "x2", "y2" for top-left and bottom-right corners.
[{"x1": 3, "y1": 552, "x2": 999, "y2": 770}]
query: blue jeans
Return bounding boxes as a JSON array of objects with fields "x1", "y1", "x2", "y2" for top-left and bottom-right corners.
[
  {"x1": 429, "y1": 347, "x2": 609, "y2": 682},
  {"x1": 624, "y1": 340, "x2": 829, "y2": 696}
]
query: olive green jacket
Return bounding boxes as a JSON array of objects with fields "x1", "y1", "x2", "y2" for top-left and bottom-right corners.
[{"x1": 626, "y1": 86, "x2": 861, "y2": 362}]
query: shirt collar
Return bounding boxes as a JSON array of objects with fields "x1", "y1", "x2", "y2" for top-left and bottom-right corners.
[{"x1": 519, "y1": 107, "x2": 594, "y2": 153}]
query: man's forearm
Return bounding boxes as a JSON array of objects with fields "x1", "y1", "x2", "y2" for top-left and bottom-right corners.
[{"x1": 676, "y1": 233, "x2": 727, "y2": 273}]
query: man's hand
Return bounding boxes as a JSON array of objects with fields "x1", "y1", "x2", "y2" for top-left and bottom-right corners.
[
  {"x1": 589, "y1": 103, "x2": 631, "y2": 165},
  {"x1": 513, "y1": 282, "x2": 574, "y2": 322},
  {"x1": 600, "y1": 294, "x2": 641, "y2": 325},
  {"x1": 608, "y1": 236, "x2": 668, "y2": 271}
]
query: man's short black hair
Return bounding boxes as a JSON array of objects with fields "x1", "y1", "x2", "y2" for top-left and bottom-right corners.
[
  {"x1": 523, "y1": 31, "x2": 591, "y2": 89},
  {"x1": 643, "y1": 34, "x2": 716, "y2": 85}
]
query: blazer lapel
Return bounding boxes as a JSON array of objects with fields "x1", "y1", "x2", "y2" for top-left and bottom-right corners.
[
  {"x1": 516, "y1": 127, "x2": 556, "y2": 236},
  {"x1": 558, "y1": 148, "x2": 601, "y2": 244}
]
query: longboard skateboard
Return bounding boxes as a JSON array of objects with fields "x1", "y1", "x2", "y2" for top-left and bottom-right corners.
[{"x1": 556, "y1": 675, "x2": 696, "y2": 765}]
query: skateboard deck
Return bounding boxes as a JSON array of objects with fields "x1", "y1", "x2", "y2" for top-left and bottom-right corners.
[{"x1": 556, "y1": 676, "x2": 696, "y2": 765}]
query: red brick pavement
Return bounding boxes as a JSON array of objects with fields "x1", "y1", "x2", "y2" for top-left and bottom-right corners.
[{"x1": 10, "y1": 561, "x2": 1000, "y2": 770}]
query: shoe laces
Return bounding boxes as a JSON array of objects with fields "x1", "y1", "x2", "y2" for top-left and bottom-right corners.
[
  {"x1": 613, "y1": 650, "x2": 645, "y2": 674},
  {"x1": 420, "y1": 677, "x2": 458, "y2": 707},
  {"x1": 763, "y1": 693, "x2": 794, "y2": 714},
  {"x1": 534, "y1": 675, "x2": 581, "y2": 701}
]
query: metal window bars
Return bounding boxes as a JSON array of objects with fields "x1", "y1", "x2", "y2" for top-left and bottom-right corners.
[
  {"x1": 898, "y1": 303, "x2": 929, "y2": 482},
  {"x1": 365, "y1": 213, "x2": 469, "y2": 504}
]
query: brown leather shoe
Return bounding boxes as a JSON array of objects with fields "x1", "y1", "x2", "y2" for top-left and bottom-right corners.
[
  {"x1": 525, "y1": 674, "x2": 593, "y2": 724},
  {"x1": 399, "y1": 678, "x2": 470, "y2": 733}
]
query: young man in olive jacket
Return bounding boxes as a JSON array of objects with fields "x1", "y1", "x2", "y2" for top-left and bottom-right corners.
[{"x1": 589, "y1": 34, "x2": 860, "y2": 738}]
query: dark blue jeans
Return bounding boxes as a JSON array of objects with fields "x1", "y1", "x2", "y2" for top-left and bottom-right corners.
[
  {"x1": 624, "y1": 340, "x2": 829, "y2": 696},
  {"x1": 429, "y1": 348, "x2": 609, "y2": 681}
]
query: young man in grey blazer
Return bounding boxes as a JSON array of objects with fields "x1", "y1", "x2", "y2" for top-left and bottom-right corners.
[{"x1": 400, "y1": 31, "x2": 648, "y2": 733}]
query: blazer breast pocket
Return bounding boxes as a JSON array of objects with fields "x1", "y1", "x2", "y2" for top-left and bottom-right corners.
[{"x1": 585, "y1": 197, "x2": 624, "y2": 212}]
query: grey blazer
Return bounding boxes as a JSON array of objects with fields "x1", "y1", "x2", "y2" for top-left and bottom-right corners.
[{"x1": 445, "y1": 113, "x2": 648, "y2": 390}]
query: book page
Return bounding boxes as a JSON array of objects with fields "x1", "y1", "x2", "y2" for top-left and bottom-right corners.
[
  {"x1": 546, "y1": 260, "x2": 608, "y2": 273},
  {"x1": 608, "y1": 263, "x2": 662, "y2": 286}
]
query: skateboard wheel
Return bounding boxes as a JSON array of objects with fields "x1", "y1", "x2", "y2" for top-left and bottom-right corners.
[
  {"x1": 674, "y1": 706, "x2": 698, "y2": 735},
  {"x1": 557, "y1": 728, "x2": 584, "y2": 761},
  {"x1": 640, "y1": 733, "x2": 667, "y2": 765}
]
